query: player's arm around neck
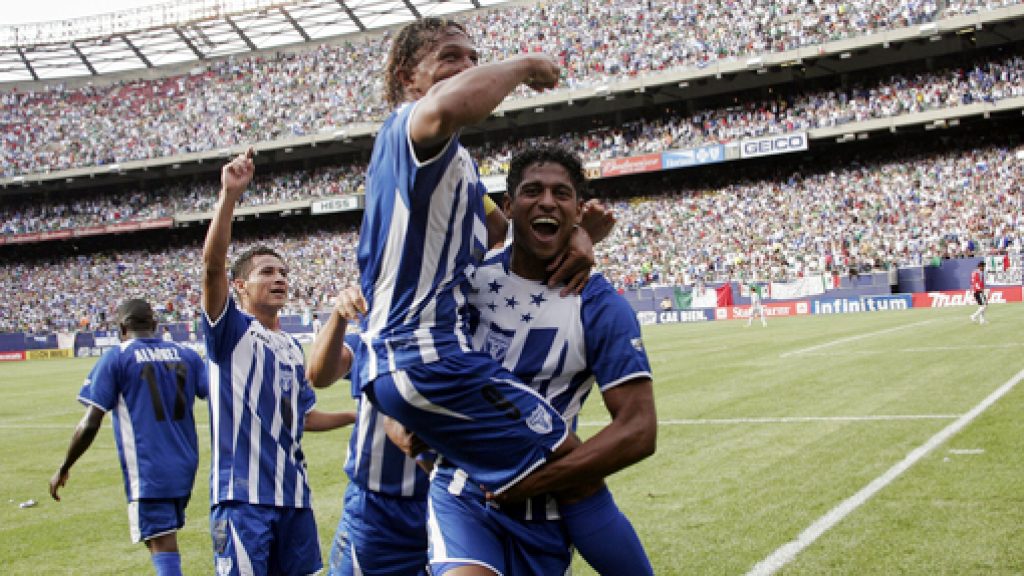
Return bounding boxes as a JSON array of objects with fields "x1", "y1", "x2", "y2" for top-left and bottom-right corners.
[
  {"x1": 202, "y1": 150, "x2": 254, "y2": 321},
  {"x1": 410, "y1": 54, "x2": 559, "y2": 152}
]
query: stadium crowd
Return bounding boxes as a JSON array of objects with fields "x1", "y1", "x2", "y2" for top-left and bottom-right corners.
[
  {"x1": 4, "y1": 49, "x2": 1024, "y2": 235},
  {"x1": 3, "y1": 0, "x2": 1022, "y2": 176},
  {"x1": 3, "y1": 141, "x2": 1020, "y2": 334}
]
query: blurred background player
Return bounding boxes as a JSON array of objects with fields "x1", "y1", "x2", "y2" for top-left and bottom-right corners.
[
  {"x1": 201, "y1": 149, "x2": 355, "y2": 576},
  {"x1": 747, "y1": 282, "x2": 767, "y2": 328},
  {"x1": 49, "y1": 298, "x2": 207, "y2": 576},
  {"x1": 969, "y1": 260, "x2": 988, "y2": 324}
]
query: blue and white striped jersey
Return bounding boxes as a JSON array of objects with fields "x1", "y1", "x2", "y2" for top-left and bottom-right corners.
[
  {"x1": 78, "y1": 337, "x2": 207, "y2": 502},
  {"x1": 356, "y1": 102, "x2": 489, "y2": 385},
  {"x1": 203, "y1": 296, "x2": 316, "y2": 509},
  {"x1": 443, "y1": 244, "x2": 653, "y2": 520},
  {"x1": 341, "y1": 334, "x2": 429, "y2": 499}
]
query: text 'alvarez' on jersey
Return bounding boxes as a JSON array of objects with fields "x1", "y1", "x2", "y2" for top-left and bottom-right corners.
[
  {"x1": 357, "y1": 101, "x2": 489, "y2": 385},
  {"x1": 78, "y1": 337, "x2": 207, "y2": 502},
  {"x1": 203, "y1": 296, "x2": 316, "y2": 508}
]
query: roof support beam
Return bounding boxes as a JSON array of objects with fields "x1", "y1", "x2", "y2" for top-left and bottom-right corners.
[
  {"x1": 71, "y1": 43, "x2": 98, "y2": 75},
  {"x1": 225, "y1": 16, "x2": 258, "y2": 52},
  {"x1": 279, "y1": 7, "x2": 312, "y2": 42},
  {"x1": 121, "y1": 34, "x2": 153, "y2": 68},
  {"x1": 174, "y1": 27, "x2": 206, "y2": 59},
  {"x1": 400, "y1": 0, "x2": 422, "y2": 19},
  {"x1": 335, "y1": 0, "x2": 366, "y2": 32},
  {"x1": 16, "y1": 47, "x2": 39, "y2": 81}
]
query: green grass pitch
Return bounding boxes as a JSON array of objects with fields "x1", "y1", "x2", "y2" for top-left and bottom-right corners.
[{"x1": 2, "y1": 304, "x2": 1022, "y2": 575}]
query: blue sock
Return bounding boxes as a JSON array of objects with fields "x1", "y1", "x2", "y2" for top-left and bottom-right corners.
[
  {"x1": 151, "y1": 552, "x2": 182, "y2": 576},
  {"x1": 561, "y1": 486, "x2": 654, "y2": 576}
]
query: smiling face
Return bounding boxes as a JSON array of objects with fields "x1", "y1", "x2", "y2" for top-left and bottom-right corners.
[
  {"x1": 400, "y1": 26, "x2": 479, "y2": 102},
  {"x1": 233, "y1": 253, "x2": 289, "y2": 315},
  {"x1": 504, "y1": 161, "x2": 582, "y2": 280}
]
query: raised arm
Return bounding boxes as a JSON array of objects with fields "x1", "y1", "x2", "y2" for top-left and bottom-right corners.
[
  {"x1": 411, "y1": 53, "x2": 559, "y2": 152},
  {"x1": 202, "y1": 149, "x2": 255, "y2": 321},
  {"x1": 494, "y1": 377, "x2": 656, "y2": 501},
  {"x1": 49, "y1": 406, "x2": 106, "y2": 501},
  {"x1": 307, "y1": 286, "x2": 365, "y2": 388}
]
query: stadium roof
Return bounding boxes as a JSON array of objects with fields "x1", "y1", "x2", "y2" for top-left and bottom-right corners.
[{"x1": 0, "y1": 0, "x2": 506, "y2": 83}]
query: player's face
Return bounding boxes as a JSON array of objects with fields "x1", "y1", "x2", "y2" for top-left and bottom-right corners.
[
  {"x1": 237, "y1": 254, "x2": 289, "y2": 311},
  {"x1": 404, "y1": 29, "x2": 479, "y2": 99},
  {"x1": 506, "y1": 162, "x2": 581, "y2": 277}
]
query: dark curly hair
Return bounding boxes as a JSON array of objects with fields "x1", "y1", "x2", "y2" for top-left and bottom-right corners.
[
  {"x1": 506, "y1": 146, "x2": 588, "y2": 200},
  {"x1": 384, "y1": 18, "x2": 468, "y2": 107}
]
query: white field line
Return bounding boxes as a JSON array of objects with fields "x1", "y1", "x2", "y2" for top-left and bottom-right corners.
[
  {"x1": 779, "y1": 320, "x2": 934, "y2": 358},
  {"x1": 2, "y1": 414, "x2": 960, "y2": 430},
  {"x1": 745, "y1": 365, "x2": 1024, "y2": 576}
]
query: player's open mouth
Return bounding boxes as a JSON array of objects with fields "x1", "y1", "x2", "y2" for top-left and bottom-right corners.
[{"x1": 531, "y1": 217, "x2": 560, "y2": 240}]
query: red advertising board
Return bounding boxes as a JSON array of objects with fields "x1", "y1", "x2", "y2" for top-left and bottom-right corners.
[
  {"x1": 74, "y1": 226, "x2": 108, "y2": 237},
  {"x1": 39, "y1": 230, "x2": 72, "y2": 241},
  {"x1": 139, "y1": 217, "x2": 174, "y2": 230},
  {"x1": 714, "y1": 301, "x2": 810, "y2": 320},
  {"x1": 7, "y1": 233, "x2": 41, "y2": 244},
  {"x1": 911, "y1": 287, "x2": 1023, "y2": 308},
  {"x1": 0, "y1": 351, "x2": 26, "y2": 362},
  {"x1": 600, "y1": 153, "x2": 662, "y2": 178}
]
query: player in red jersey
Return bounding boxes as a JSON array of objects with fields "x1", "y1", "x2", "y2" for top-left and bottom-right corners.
[{"x1": 969, "y1": 260, "x2": 987, "y2": 324}]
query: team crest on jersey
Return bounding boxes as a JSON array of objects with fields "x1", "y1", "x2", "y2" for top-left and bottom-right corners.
[
  {"x1": 484, "y1": 329, "x2": 511, "y2": 362},
  {"x1": 630, "y1": 337, "x2": 644, "y2": 352},
  {"x1": 526, "y1": 404, "x2": 553, "y2": 435},
  {"x1": 216, "y1": 557, "x2": 233, "y2": 576},
  {"x1": 279, "y1": 364, "x2": 295, "y2": 393}
]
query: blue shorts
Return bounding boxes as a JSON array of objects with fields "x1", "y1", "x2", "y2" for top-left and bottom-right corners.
[
  {"x1": 210, "y1": 502, "x2": 322, "y2": 576},
  {"x1": 367, "y1": 351, "x2": 568, "y2": 494},
  {"x1": 327, "y1": 481, "x2": 429, "y2": 576},
  {"x1": 127, "y1": 496, "x2": 189, "y2": 543},
  {"x1": 427, "y1": 471, "x2": 572, "y2": 576}
]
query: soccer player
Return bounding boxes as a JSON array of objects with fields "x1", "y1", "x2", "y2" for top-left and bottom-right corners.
[
  {"x1": 425, "y1": 146, "x2": 657, "y2": 575},
  {"x1": 49, "y1": 299, "x2": 207, "y2": 576},
  {"x1": 747, "y1": 282, "x2": 767, "y2": 327},
  {"x1": 969, "y1": 260, "x2": 988, "y2": 324},
  {"x1": 356, "y1": 17, "x2": 648, "y2": 575},
  {"x1": 202, "y1": 149, "x2": 355, "y2": 576}
]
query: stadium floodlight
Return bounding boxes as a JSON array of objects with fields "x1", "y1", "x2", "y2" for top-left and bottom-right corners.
[
  {"x1": 107, "y1": 164, "x2": 121, "y2": 172},
  {"x1": 534, "y1": 107, "x2": 544, "y2": 113},
  {"x1": 839, "y1": 52, "x2": 852, "y2": 59}
]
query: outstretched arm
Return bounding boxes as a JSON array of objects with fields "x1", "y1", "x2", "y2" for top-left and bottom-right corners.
[
  {"x1": 304, "y1": 409, "x2": 357, "y2": 432},
  {"x1": 49, "y1": 406, "x2": 106, "y2": 501},
  {"x1": 307, "y1": 286, "x2": 365, "y2": 388},
  {"x1": 411, "y1": 54, "x2": 560, "y2": 153},
  {"x1": 202, "y1": 149, "x2": 255, "y2": 321},
  {"x1": 493, "y1": 377, "x2": 656, "y2": 501}
]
